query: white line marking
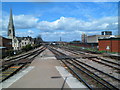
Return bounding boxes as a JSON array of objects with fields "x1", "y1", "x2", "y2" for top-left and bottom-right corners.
[
  {"x1": 56, "y1": 66, "x2": 88, "y2": 88},
  {"x1": 0, "y1": 66, "x2": 34, "y2": 89}
]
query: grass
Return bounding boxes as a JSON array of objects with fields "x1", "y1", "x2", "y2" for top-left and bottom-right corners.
[
  {"x1": 65, "y1": 44, "x2": 119, "y2": 54},
  {"x1": 67, "y1": 44, "x2": 99, "y2": 52}
]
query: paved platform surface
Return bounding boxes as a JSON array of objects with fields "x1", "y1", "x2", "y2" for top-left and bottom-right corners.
[
  {"x1": 2, "y1": 49, "x2": 87, "y2": 89},
  {"x1": 7, "y1": 49, "x2": 70, "y2": 88}
]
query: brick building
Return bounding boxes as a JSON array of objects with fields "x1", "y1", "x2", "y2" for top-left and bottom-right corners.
[
  {"x1": 0, "y1": 36, "x2": 12, "y2": 49},
  {"x1": 98, "y1": 38, "x2": 120, "y2": 53},
  {"x1": 0, "y1": 36, "x2": 12, "y2": 58}
]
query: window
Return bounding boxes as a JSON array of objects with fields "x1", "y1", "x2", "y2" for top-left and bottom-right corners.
[
  {"x1": 14, "y1": 39, "x2": 17, "y2": 43},
  {"x1": 9, "y1": 42, "x2": 12, "y2": 45},
  {"x1": 9, "y1": 29, "x2": 11, "y2": 34}
]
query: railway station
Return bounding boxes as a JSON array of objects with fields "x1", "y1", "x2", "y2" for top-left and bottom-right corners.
[
  {"x1": 1, "y1": 1, "x2": 120, "y2": 90},
  {"x1": 1, "y1": 46, "x2": 88, "y2": 89},
  {"x1": 1, "y1": 45, "x2": 120, "y2": 89}
]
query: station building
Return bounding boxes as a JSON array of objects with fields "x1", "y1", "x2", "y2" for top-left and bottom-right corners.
[
  {"x1": 98, "y1": 38, "x2": 120, "y2": 53},
  {"x1": 86, "y1": 31, "x2": 119, "y2": 49}
]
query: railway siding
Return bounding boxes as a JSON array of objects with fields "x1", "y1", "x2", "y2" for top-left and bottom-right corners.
[{"x1": 49, "y1": 46, "x2": 120, "y2": 89}]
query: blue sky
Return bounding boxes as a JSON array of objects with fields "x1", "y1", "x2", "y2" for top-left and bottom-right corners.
[{"x1": 1, "y1": 2, "x2": 118, "y2": 41}]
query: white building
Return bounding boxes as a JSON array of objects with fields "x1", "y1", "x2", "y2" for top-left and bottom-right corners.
[
  {"x1": 81, "y1": 33, "x2": 87, "y2": 43},
  {"x1": 87, "y1": 35, "x2": 111, "y2": 43}
]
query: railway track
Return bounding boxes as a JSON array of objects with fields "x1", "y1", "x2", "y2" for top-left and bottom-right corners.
[
  {"x1": 60, "y1": 45, "x2": 120, "y2": 60},
  {"x1": 1, "y1": 46, "x2": 46, "y2": 82},
  {"x1": 57, "y1": 46, "x2": 120, "y2": 71},
  {"x1": 2, "y1": 46, "x2": 45, "y2": 71},
  {"x1": 48, "y1": 46, "x2": 120, "y2": 90}
]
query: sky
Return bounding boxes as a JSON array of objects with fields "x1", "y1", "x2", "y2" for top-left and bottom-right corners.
[
  {"x1": 1, "y1": 2, "x2": 118, "y2": 41},
  {"x1": 2, "y1": 0, "x2": 120, "y2": 2}
]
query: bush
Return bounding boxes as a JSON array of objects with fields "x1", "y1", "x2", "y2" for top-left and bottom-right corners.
[
  {"x1": 97, "y1": 51, "x2": 107, "y2": 53},
  {"x1": 6, "y1": 49, "x2": 14, "y2": 56},
  {"x1": 32, "y1": 44, "x2": 39, "y2": 48},
  {"x1": 22, "y1": 44, "x2": 33, "y2": 52}
]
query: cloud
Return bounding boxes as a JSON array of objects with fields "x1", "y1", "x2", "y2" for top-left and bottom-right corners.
[
  {"x1": 0, "y1": 30, "x2": 7, "y2": 36},
  {"x1": 37, "y1": 17, "x2": 80, "y2": 32},
  {"x1": 37, "y1": 16, "x2": 118, "y2": 32},
  {"x1": 16, "y1": 32, "x2": 28, "y2": 37},
  {"x1": 2, "y1": 14, "x2": 117, "y2": 33},
  {"x1": 14, "y1": 14, "x2": 39, "y2": 29},
  {"x1": 1, "y1": 14, "x2": 39, "y2": 30},
  {"x1": 28, "y1": 30, "x2": 34, "y2": 34},
  {"x1": 40, "y1": 30, "x2": 102, "y2": 41},
  {"x1": 40, "y1": 31, "x2": 82, "y2": 41},
  {"x1": 1, "y1": 13, "x2": 118, "y2": 40}
]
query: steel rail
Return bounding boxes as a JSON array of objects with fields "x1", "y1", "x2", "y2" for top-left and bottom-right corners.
[
  {"x1": 2, "y1": 64, "x2": 26, "y2": 82},
  {"x1": 2, "y1": 47, "x2": 46, "y2": 71},
  {"x1": 61, "y1": 60, "x2": 93, "y2": 90},
  {"x1": 1, "y1": 47, "x2": 46, "y2": 82},
  {"x1": 59, "y1": 46, "x2": 120, "y2": 70},
  {"x1": 88, "y1": 58, "x2": 120, "y2": 70},
  {"x1": 61, "y1": 45, "x2": 120, "y2": 60},
  {"x1": 49, "y1": 46, "x2": 120, "y2": 90},
  {"x1": 67, "y1": 60, "x2": 119, "y2": 90},
  {"x1": 48, "y1": 47, "x2": 93, "y2": 90},
  {"x1": 97, "y1": 57, "x2": 120, "y2": 66},
  {"x1": 3, "y1": 47, "x2": 42, "y2": 62},
  {"x1": 4, "y1": 46, "x2": 45, "y2": 62},
  {"x1": 74, "y1": 59, "x2": 120, "y2": 82},
  {"x1": 52, "y1": 46, "x2": 120, "y2": 82}
]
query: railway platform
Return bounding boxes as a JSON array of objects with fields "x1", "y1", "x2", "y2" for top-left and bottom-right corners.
[{"x1": 2, "y1": 49, "x2": 87, "y2": 89}]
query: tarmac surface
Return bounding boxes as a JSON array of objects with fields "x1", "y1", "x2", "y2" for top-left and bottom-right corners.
[{"x1": 2, "y1": 49, "x2": 87, "y2": 89}]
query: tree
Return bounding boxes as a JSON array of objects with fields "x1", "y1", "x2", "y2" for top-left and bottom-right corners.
[
  {"x1": 22, "y1": 44, "x2": 33, "y2": 52},
  {"x1": 36, "y1": 34, "x2": 43, "y2": 43}
]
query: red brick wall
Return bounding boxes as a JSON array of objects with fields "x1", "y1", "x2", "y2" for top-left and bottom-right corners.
[
  {"x1": 98, "y1": 40, "x2": 120, "y2": 53},
  {"x1": 111, "y1": 40, "x2": 120, "y2": 52}
]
